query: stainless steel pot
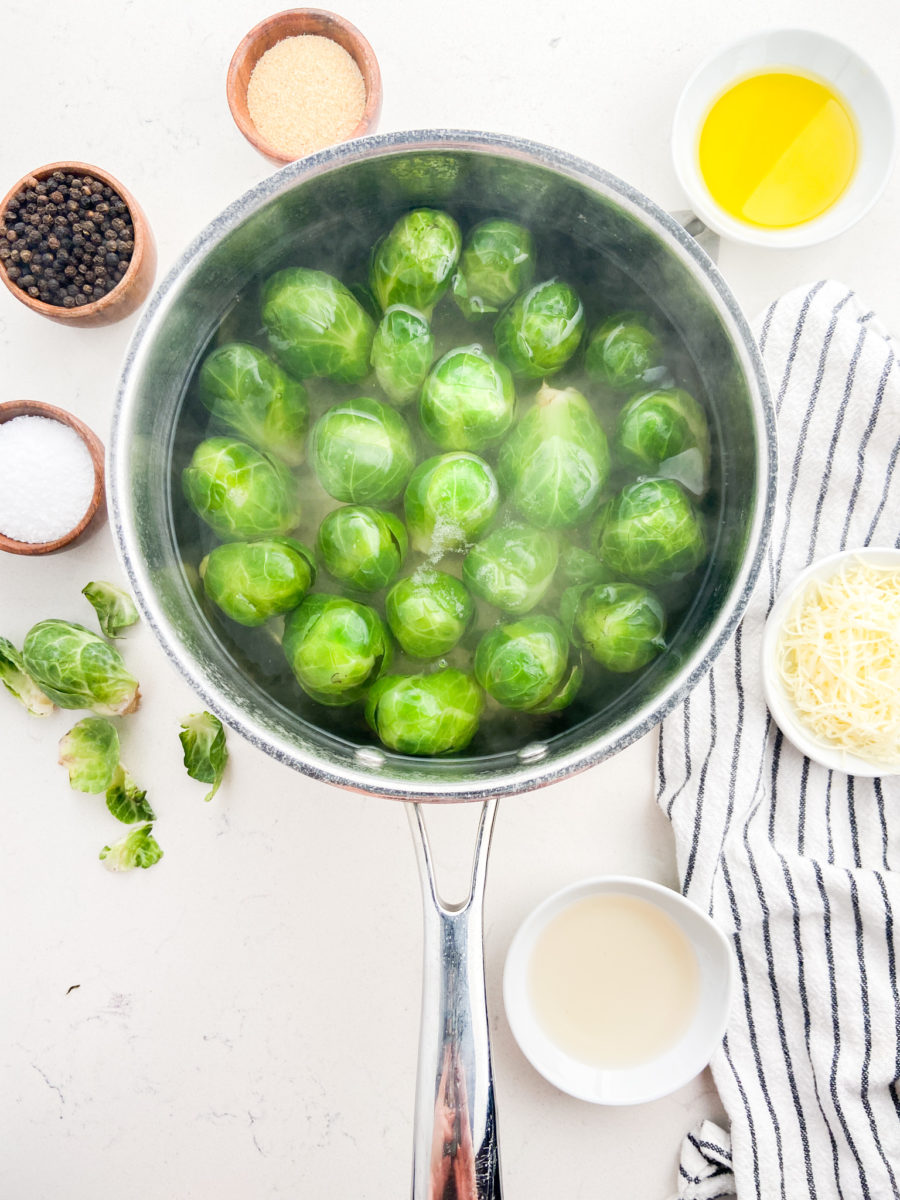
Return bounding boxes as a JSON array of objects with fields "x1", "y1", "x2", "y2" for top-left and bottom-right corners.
[{"x1": 110, "y1": 131, "x2": 775, "y2": 1199}]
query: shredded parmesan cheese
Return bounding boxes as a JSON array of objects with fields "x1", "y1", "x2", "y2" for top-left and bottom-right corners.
[{"x1": 776, "y1": 558, "x2": 900, "y2": 766}]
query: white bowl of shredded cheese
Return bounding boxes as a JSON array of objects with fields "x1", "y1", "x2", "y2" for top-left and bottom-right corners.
[{"x1": 762, "y1": 547, "x2": 900, "y2": 776}]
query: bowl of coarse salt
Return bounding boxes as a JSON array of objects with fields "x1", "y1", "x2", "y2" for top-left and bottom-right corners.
[{"x1": 0, "y1": 400, "x2": 105, "y2": 555}]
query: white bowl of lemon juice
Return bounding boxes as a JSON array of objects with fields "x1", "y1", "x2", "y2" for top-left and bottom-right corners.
[{"x1": 672, "y1": 28, "x2": 895, "y2": 248}]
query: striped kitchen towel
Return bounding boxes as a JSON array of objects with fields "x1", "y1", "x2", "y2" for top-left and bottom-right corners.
[{"x1": 658, "y1": 280, "x2": 900, "y2": 1200}]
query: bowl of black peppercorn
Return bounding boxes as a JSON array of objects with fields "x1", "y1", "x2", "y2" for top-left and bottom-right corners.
[{"x1": 0, "y1": 161, "x2": 156, "y2": 327}]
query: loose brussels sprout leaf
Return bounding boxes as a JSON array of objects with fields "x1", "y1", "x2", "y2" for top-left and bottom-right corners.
[
  {"x1": 369, "y1": 208, "x2": 462, "y2": 315},
  {"x1": 200, "y1": 538, "x2": 316, "y2": 627},
  {"x1": 371, "y1": 305, "x2": 435, "y2": 406},
  {"x1": 106, "y1": 764, "x2": 156, "y2": 823},
  {"x1": 365, "y1": 669, "x2": 483, "y2": 755},
  {"x1": 493, "y1": 279, "x2": 584, "y2": 379},
  {"x1": 283, "y1": 595, "x2": 391, "y2": 706},
  {"x1": 22, "y1": 620, "x2": 140, "y2": 716},
  {"x1": 614, "y1": 388, "x2": 711, "y2": 496},
  {"x1": 599, "y1": 479, "x2": 707, "y2": 586},
  {"x1": 563, "y1": 582, "x2": 666, "y2": 672},
  {"x1": 309, "y1": 397, "x2": 416, "y2": 505},
  {"x1": 82, "y1": 581, "x2": 139, "y2": 639},
  {"x1": 183, "y1": 438, "x2": 302, "y2": 542},
  {"x1": 317, "y1": 507, "x2": 407, "y2": 593},
  {"x1": 474, "y1": 614, "x2": 580, "y2": 712},
  {"x1": 0, "y1": 635, "x2": 54, "y2": 716},
  {"x1": 99, "y1": 822, "x2": 163, "y2": 872},
  {"x1": 498, "y1": 384, "x2": 610, "y2": 529},
  {"x1": 451, "y1": 218, "x2": 536, "y2": 320},
  {"x1": 385, "y1": 570, "x2": 474, "y2": 658},
  {"x1": 419, "y1": 345, "x2": 516, "y2": 452},
  {"x1": 584, "y1": 312, "x2": 663, "y2": 391},
  {"x1": 556, "y1": 542, "x2": 614, "y2": 591},
  {"x1": 462, "y1": 524, "x2": 559, "y2": 614},
  {"x1": 179, "y1": 711, "x2": 229, "y2": 802},
  {"x1": 403, "y1": 452, "x2": 499, "y2": 555},
  {"x1": 198, "y1": 342, "x2": 309, "y2": 466},
  {"x1": 261, "y1": 267, "x2": 374, "y2": 383},
  {"x1": 58, "y1": 717, "x2": 120, "y2": 793}
]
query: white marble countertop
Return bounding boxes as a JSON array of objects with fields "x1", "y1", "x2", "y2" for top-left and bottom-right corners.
[{"x1": 1, "y1": 2, "x2": 898, "y2": 1196}]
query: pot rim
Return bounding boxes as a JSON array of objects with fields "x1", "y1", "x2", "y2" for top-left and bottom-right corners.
[{"x1": 109, "y1": 128, "x2": 776, "y2": 802}]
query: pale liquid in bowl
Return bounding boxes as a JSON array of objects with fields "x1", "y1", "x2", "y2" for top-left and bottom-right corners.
[{"x1": 528, "y1": 893, "x2": 700, "y2": 1068}]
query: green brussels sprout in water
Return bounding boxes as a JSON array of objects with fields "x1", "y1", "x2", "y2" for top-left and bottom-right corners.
[
  {"x1": 451, "y1": 218, "x2": 536, "y2": 320},
  {"x1": 474, "y1": 614, "x2": 581, "y2": 712},
  {"x1": 614, "y1": 388, "x2": 711, "y2": 497},
  {"x1": 283, "y1": 594, "x2": 391, "y2": 707},
  {"x1": 365, "y1": 669, "x2": 483, "y2": 755},
  {"x1": 561, "y1": 582, "x2": 666, "y2": 672},
  {"x1": 22, "y1": 620, "x2": 140, "y2": 716},
  {"x1": 369, "y1": 208, "x2": 462, "y2": 316},
  {"x1": 419, "y1": 345, "x2": 516, "y2": 452},
  {"x1": 198, "y1": 342, "x2": 309, "y2": 466},
  {"x1": 261, "y1": 267, "x2": 374, "y2": 383},
  {"x1": 497, "y1": 384, "x2": 610, "y2": 529},
  {"x1": 317, "y1": 507, "x2": 407, "y2": 593},
  {"x1": 584, "y1": 312, "x2": 663, "y2": 391},
  {"x1": 385, "y1": 570, "x2": 474, "y2": 658},
  {"x1": 310, "y1": 397, "x2": 416, "y2": 505},
  {"x1": 371, "y1": 305, "x2": 435, "y2": 406},
  {"x1": 183, "y1": 438, "x2": 302, "y2": 541},
  {"x1": 599, "y1": 478, "x2": 707, "y2": 586},
  {"x1": 462, "y1": 523, "x2": 559, "y2": 614},
  {"x1": 403, "y1": 452, "x2": 499, "y2": 555},
  {"x1": 200, "y1": 537, "x2": 316, "y2": 627},
  {"x1": 493, "y1": 279, "x2": 584, "y2": 379},
  {"x1": 556, "y1": 541, "x2": 614, "y2": 591}
]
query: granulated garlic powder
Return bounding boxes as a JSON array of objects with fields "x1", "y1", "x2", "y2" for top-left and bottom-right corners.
[{"x1": 247, "y1": 35, "x2": 367, "y2": 159}]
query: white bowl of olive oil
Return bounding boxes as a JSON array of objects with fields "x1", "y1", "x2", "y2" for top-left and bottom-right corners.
[
  {"x1": 672, "y1": 28, "x2": 895, "y2": 248},
  {"x1": 503, "y1": 876, "x2": 735, "y2": 1105}
]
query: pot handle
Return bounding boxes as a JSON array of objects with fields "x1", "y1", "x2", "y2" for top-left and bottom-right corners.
[
  {"x1": 407, "y1": 799, "x2": 502, "y2": 1200},
  {"x1": 670, "y1": 209, "x2": 720, "y2": 263}
]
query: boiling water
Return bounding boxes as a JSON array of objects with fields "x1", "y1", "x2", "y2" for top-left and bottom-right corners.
[{"x1": 528, "y1": 892, "x2": 700, "y2": 1068}]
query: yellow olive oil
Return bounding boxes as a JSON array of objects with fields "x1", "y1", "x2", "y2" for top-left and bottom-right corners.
[{"x1": 698, "y1": 71, "x2": 858, "y2": 228}]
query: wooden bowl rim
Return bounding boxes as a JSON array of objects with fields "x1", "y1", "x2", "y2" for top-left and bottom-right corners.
[
  {"x1": 0, "y1": 160, "x2": 152, "y2": 322},
  {"x1": 0, "y1": 399, "x2": 106, "y2": 555},
  {"x1": 226, "y1": 7, "x2": 382, "y2": 165}
]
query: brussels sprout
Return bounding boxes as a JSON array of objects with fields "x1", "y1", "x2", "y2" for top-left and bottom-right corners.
[
  {"x1": 497, "y1": 384, "x2": 610, "y2": 529},
  {"x1": 614, "y1": 388, "x2": 711, "y2": 496},
  {"x1": 317, "y1": 507, "x2": 407, "y2": 592},
  {"x1": 474, "y1": 614, "x2": 581, "y2": 712},
  {"x1": 283, "y1": 594, "x2": 391, "y2": 706},
  {"x1": 309, "y1": 397, "x2": 416, "y2": 505},
  {"x1": 100, "y1": 822, "x2": 163, "y2": 872},
  {"x1": 419, "y1": 345, "x2": 516, "y2": 452},
  {"x1": 369, "y1": 208, "x2": 462, "y2": 315},
  {"x1": 493, "y1": 279, "x2": 584, "y2": 378},
  {"x1": 0, "y1": 635, "x2": 54, "y2": 716},
  {"x1": 59, "y1": 717, "x2": 120, "y2": 793},
  {"x1": 22, "y1": 620, "x2": 140, "y2": 716},
  {"x1": 584, "y1": 312, "x2": 663, "y2": 391},
  {"x1": 180, "y1": 712, "x2": 229, "y2": 802},
  {"x1": 451, "y1": 218, "x2": 536, "y2": 319},
  {"x1": 200, "y1": 538, "x2": 316, "y2": 626},
  {"x1": 370, "y1": 305, "x2": 435, "y2": 406},
  {"x1": 462, "y1": 524, "x2": 559, "y2": 615},
  {"x1": 599, "y1": 479, "x2": 707, "y2": 586},
  {"x1": 82, "y1": 581, "x2": 139, "y2": 639},
  {"x1": 385, "y1": 570, "x2": 474, "y2": 658},
  {"x1": 562, "y1": 582, "x2": 666, "y2": 672},
  {"x1": 365, "y1": 669, "x2": 483, "y2": 755},
  {"x1": 261, "y1": 268, "x2": 374, "y2": 383},
  {"x1": 403, "y1": 452, "x2": 500, "y2": 555},
  {"x1": 198, "y1": 342, "x2": 309, "y2": 466},
  {"x1": 183, "y1": 438, "x2": 302, "y2": 541},
  {"x1": 106, "y1": 764, "x2": 156, "y2": 823}
]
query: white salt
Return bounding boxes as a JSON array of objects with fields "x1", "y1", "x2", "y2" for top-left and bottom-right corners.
[{"x1": 0, "y1": 416, "x2": 95, "y2": 543}]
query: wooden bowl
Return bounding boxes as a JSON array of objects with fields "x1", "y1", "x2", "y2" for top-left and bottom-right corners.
[
  {"x1": 0, "y1": 400, "x2": 106, "y2": 555},
  {"x1": 227, "y1": 8, "x2": 382, "y2": 165},
  {"x1": 0, "y1": 161, "x2": 157, "y2": 328}
]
